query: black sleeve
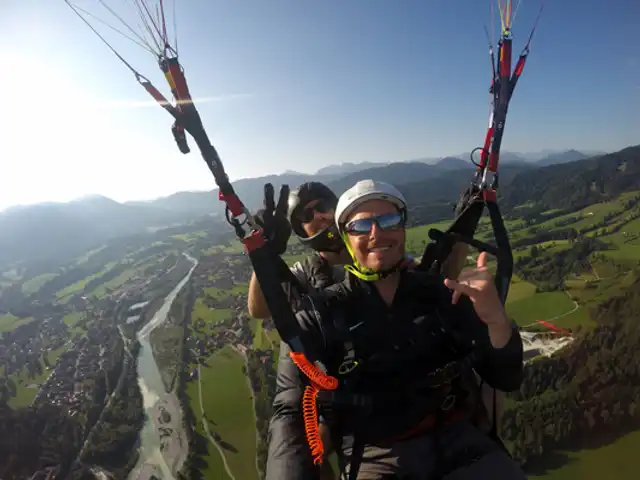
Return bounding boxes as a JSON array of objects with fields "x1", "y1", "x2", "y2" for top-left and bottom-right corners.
[
  {"x1": 265, "y1": 302, "x2": 329, "y2": 480},
  {"x1": 442, "y1": 286, "x2": 524, "y2": 392},
  {"x1": 277, "y1": 258, "x2": 309, "y2": 312}
]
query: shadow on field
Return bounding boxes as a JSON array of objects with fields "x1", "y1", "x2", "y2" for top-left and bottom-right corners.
[
  {"x1": 523, "y1": 422, "x2": 640, "y2": 476},
  {"x1": 524, "y1": 450, "x2": 574, "y2": 476}
]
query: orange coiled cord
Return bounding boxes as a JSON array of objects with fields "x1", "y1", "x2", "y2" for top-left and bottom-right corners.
[
  {"x1": 289, "y1": 351, "x2": 339, "y2": 465},
  {"x1": 302, "y1": 384, "x2": 324, "y2": 464}
]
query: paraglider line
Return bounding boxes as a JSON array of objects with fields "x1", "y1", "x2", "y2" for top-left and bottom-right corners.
[{"x1": 66, "y1": 1, "x2": 156, "y2": 55}]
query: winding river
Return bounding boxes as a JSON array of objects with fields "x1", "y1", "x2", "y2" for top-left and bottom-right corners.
[{"x1": 128, "y1": 252, "x2": 198, "y2": 480}]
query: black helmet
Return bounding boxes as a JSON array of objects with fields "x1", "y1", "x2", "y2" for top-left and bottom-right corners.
[{"x1": 288, "y1": 182, "x2": 344, "y2": 253}]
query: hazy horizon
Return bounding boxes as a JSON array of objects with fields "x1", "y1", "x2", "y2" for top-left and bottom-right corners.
[{"x1": 1, "y1": 145, "x2": 629, "y2": 213}]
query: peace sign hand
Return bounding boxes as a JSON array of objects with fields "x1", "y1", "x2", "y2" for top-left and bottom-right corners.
[
  {"x1": 254, "y1": 183, "x2": 292, "y2": 256},
  {"x1": 443, "y1": 251, "x2": 508, "y2": 327}
]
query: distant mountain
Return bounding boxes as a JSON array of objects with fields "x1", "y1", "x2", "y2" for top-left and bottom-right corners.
[
  {"x1": 315, "y1": 161, "x2": 389, "y2": 176},
  {"x1": 0, "y1": 196, "x2": 180, "y2": 268},
  {"x1": 453, "y1": 151, "x2": 530, "y2": 165},
  {"x1": 535, "y1": 149, "x2": 588, "y2": 167},
  {"x1": 583, "y1": 149, "x2": 608, "y2": 157},
  {"x1": 137, "y1": 172, "x2": 338, "y2": 217},
  {"x1": 516, "y1": 150, "x2": 565, "y2": 162},
  {"x1": 502, "y1": 145, "x2": 640, "y2": 211},
  {"x1": 127, "y1": 190, "x2": 219, "y2": 217},
  {"x1": 435, "y1": 157, "x2": 470, "y2": 170},
  {"x1": 496, "y1": 152, "x2": 529, "y2": 165},
  {"x1": 326, "y1": 161, "x2": 465, "y2": 196}
]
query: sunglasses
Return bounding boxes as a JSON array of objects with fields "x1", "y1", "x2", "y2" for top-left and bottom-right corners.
[
  {"x1": 298, "y1": 199, "x2": 333, "y2": 223},
  {"x1": 344, "y1": 212, "x2": 405, "y2": 235}
]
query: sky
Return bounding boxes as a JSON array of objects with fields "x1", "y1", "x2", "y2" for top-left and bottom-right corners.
[{"x1": 1, "y1": 0, "x2": 638, "y2": 211}]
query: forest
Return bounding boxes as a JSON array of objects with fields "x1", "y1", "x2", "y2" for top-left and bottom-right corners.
[{"x1": 501, "y1": 276, "x2": 640, "y2": 473}]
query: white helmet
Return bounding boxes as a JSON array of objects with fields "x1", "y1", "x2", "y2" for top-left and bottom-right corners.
[{"x1": 335, "y1": 179, "x2": 408, "y2": 230}]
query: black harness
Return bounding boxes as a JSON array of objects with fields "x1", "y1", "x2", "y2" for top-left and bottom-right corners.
[
  {"x1": 284, "y1": 255, "x2": 509, "y2": 479},
  {"x1": 302, "y1": 272, "x2": 482, "y2": 480}
]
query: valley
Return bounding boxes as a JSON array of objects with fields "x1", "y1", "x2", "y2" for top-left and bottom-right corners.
[{"x1": 1, "y1": 145, "x2": 640, "y2": 479}]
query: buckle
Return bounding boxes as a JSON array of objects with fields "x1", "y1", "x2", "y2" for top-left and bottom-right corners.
[
  {"x1": 427, "y1": 363, "x2": 456, "y2": 386},
  {"x1": 441, "y1": 394, "x2": 456, "y2": 411},
  {"x1": 338, "y1": 359, "x2": 359, "y2": 375}
]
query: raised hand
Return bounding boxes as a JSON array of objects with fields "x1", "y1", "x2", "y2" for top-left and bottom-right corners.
[
  {"x1": 254, "y1": 183, "x2": 292, "y2": 256},
  {"x1": 443, "y1": 251, "x2": 508, "y2": 326}
]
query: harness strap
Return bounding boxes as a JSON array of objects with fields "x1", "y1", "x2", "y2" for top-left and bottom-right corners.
[{"x1": 348, "y1": 430, "x2": 367, "y2": 480}]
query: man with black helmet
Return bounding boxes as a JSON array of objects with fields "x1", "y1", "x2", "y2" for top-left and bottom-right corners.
[
  {"x1": 249, "y1": 181, "x2": 350, "y2": 480},
  {"x1": 248, "y1": 181, "x2": 350, "y2": 319}
]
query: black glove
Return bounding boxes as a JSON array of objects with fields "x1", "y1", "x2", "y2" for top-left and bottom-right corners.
[{"x1": 254, "y1": 183, "x2": 291, "y2": 256}]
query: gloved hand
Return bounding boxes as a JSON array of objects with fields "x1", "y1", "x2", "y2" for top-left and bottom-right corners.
[{"x1": 253, "y1": 183, "x2": 291, "y2": 256}]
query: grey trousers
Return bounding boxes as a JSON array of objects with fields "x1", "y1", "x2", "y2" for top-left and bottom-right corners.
[{"x1": 341, "y1": 421, "x2": 527, "y2": 480}]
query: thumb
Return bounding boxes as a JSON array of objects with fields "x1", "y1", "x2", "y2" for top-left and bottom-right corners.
[{"x1": 477, "y1": 251, "x2": 488, "y2": 269}]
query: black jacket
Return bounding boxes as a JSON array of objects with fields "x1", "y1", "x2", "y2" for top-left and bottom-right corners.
[{"x1": 266, "y1": 267, "x2": 523, "y2": 480}]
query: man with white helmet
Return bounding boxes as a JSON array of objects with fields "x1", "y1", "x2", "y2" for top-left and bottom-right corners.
[{"x1": 269, "y1": 179, "x2": 525, "y2": 480}]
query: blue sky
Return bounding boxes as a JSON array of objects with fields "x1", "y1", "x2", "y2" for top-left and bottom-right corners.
[{"x1": 1, "y1": 0, "x2": 638, "y2": 210}]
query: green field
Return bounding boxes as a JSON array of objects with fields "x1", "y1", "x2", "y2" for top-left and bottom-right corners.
[
  {"x1": 530, "y1": 428, "x2": 640, "y2": 480},
  {"x1": 248, "y1": 317, "x2": 273, "y2": 350},
  {"x1": 0, "y1": 313, "x2": 34, "y2": 333},
  {"x1": 75, "y1": 245, "x2": 106, "y2": 265},
  {"x1": 55, "y1": 261, "x2": 117, "y2": 301},
  {"x1": 87, "y1": 267, "x2": 138, "y2": 298},
  {"x1": 405, "y1": 221, "x2": 453, "y2": 256},
  {"x1": 203, "y1": 242, "x2": 246, "y2": 255},
  {"x1": 185, "y1": 346, "x2": 259, "y2": 480},
  {"x1": 171, "y1": 231, "x2": 207, "y2": 242},
  {"x1": 505, "y1": 276, "x2": 538, "y2": 304},
  {"x1": 508, "y1": 192, "x2": 640, "y2": 244},
  {"x1": 21, "y1": 273, "x2": 58, "y2": 295},
  {"x1": 506, "y1": 291, "x2": 576, "y2": 326},
  {"x1": 204, "y1": 284, "x2": 248, "y2": 299},
  {"x1": 192, "y1": 298, "x2": 233, "y2": 334}
]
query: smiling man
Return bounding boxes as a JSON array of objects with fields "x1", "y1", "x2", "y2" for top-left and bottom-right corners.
[{"x1": 270, "y1": 179, "x2": 525, "y2": 480}]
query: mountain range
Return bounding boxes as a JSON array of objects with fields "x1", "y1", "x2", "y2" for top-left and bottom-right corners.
[{"x1": 0, "y1": 147, "x2": 629, "y2": 269}]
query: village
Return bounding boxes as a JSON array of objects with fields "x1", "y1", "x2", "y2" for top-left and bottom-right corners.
[
  {"x1": 0, "y1": 315, "x2": 69, "y2": 381},
  {"x1": 187, "y1": 251, "x2": 257, "y2": 371},
  {"x1": 32, "y1": 318, "x2": 121, "y2": 416}
]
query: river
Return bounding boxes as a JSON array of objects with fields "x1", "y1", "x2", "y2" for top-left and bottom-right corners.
[{"x1": 128, "y1": 252, "x2": 198, "y2": 480}]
